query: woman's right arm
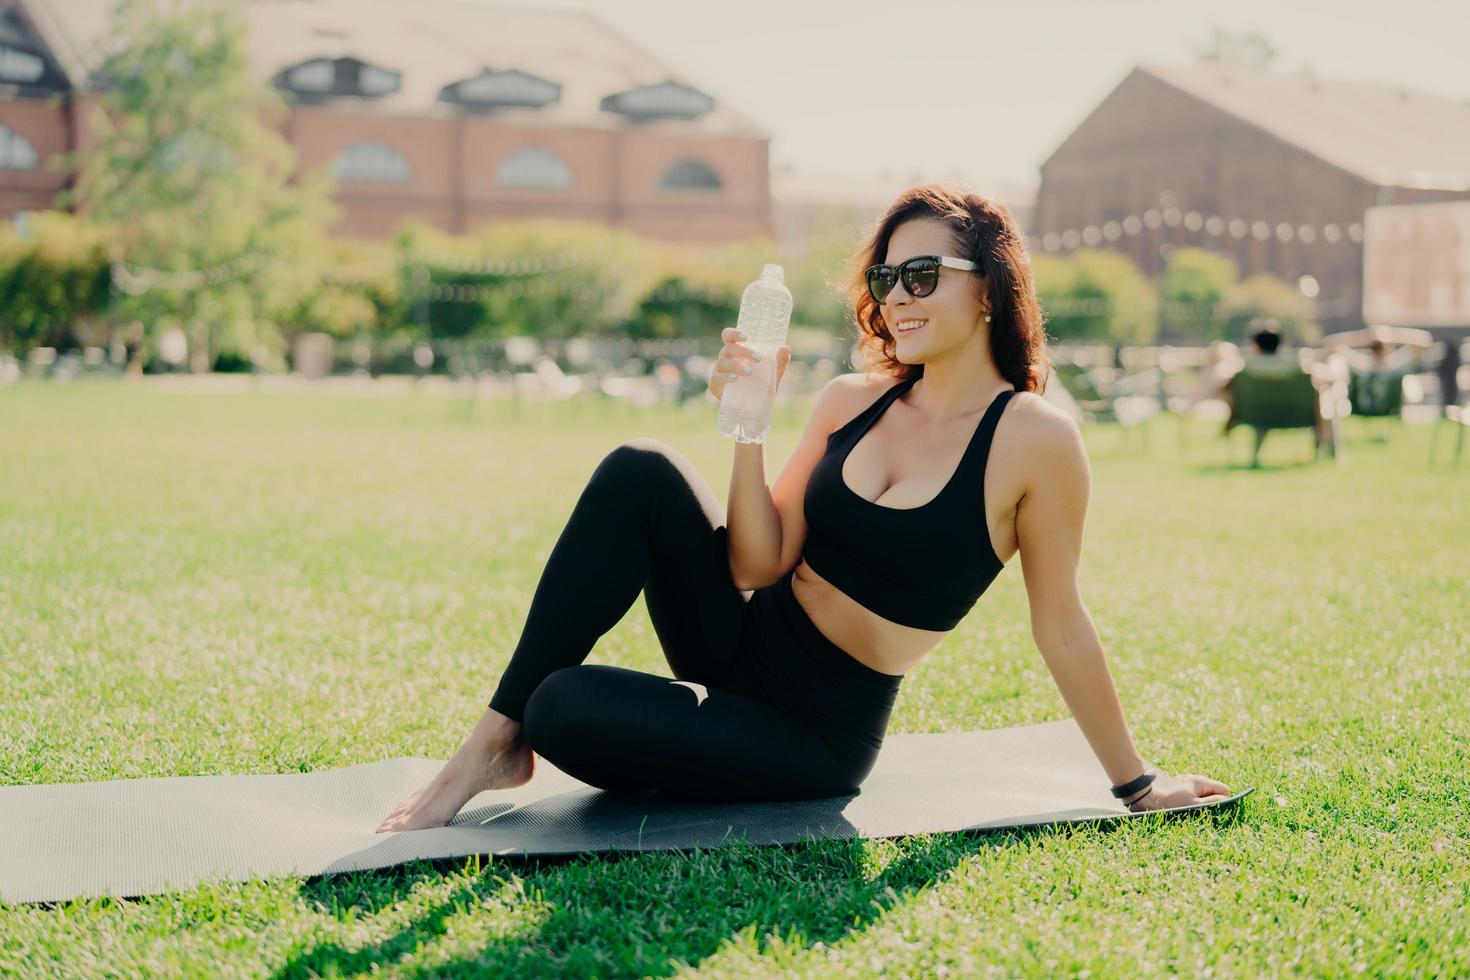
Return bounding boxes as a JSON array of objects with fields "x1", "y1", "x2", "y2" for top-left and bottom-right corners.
[
  {"x1": 726, "y1": 441, "x2": 782, "y2": 590},
  {"x1": 707, "y1": 327, "x2": 778, "y2": 589},
  {"x1": 711, "y1": 336, "x2": 856, "y2": 590}
]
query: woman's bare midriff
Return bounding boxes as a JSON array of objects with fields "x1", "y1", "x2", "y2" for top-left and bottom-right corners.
[{"x1": 789, "y1": 560, "x2": 947, "y2": 676}]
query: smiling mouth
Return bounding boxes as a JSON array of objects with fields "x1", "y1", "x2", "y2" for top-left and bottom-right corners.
[{"x1": 896, "y1": 320, "x2": 928, "y2": 334}]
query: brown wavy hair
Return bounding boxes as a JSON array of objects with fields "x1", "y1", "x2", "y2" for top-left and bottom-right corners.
[{"x1": 844, "y1": 183, "x2": 1051, "y2": 393}]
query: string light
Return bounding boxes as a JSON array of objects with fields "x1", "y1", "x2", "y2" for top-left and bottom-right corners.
[
  {"x1": 1039, "y1": 295, "x2": 1361, "y2": 318},
  {"x1": 1031, "y1": 206, "x2": 1366, "y2": 254},
  {"x1": 123, "y1": 204, "x2": 1379, "y2": 288},
  {"x1": 108, "y1": 237, "x2": 760, "y2": 315},
  {"x1": 108, "y1": 205, "x2": 1368, "y2": 325},
  {"x1": 110, "y1": 247, "x2": 585, "y2": 295}
]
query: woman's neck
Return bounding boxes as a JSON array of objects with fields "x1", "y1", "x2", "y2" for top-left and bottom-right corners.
[{"x1": 906, "y1": 350, "x2": 1010, "y2": 422}]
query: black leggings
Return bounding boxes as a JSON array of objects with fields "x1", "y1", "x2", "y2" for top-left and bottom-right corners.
[{"x1": 487, "y1": 438, "x2": 904, "y2": 802}]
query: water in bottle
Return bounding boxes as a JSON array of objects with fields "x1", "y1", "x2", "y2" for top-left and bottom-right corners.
[{"x1": 718, "y1": 263, "x2": 793, "y2": 443}]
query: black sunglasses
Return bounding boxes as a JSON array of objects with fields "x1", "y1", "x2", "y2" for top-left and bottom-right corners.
[{"x1": 865, "y1": 254, "x2": 977, "y2": 304}]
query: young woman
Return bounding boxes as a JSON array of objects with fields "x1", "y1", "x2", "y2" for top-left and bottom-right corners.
[{"x1": 377, "y1": 184, "x2": 1231, "y2": 832}]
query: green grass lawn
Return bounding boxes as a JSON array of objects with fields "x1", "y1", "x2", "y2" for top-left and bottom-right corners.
[{"x1": 2, "y1": 380, "x2": 1466, "y2": 977}]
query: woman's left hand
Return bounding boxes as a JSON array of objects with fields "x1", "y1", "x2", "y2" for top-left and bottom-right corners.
[{"x1": 1126, "y1": 772, "x2": 1233, "y2": 812}]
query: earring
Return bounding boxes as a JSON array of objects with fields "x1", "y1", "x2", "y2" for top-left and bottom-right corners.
[{"x1": 984, "y1": 314, "x2": 991, "y2": 322}]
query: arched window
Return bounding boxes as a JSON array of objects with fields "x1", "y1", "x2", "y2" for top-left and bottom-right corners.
[
  {"x1": 601, "y1": 81, "x2": 714, "y2": 121},
  {"x1": 495, "y1": 147, "x2": 573, "y2": 189},
  {"x1": 0, "y1": 44, "x2": 44, "y2": 84},
  {"x1": 658, "y1": 158, "x2": 721, "y2": 192},
  {"x1": 441, "y1": 68, "x2": 560, "y2": 110},
  {"x1": 334, "y1": 139, "x2": 411, "y2": 183},
  {"x1": 275, "y1": 57, "x2": 401, "y2": 100},
  {"x1": 285, "y1": 59, "x2": 333, "y2": 93},
  {"x1": 0, "y1": 125, "x2": 38, "y2": 170},
  {"x1": 359, "y1": 64, "x2": 397, "y2": 97}
]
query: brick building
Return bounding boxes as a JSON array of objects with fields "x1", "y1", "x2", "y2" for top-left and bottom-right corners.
[
  {"x1": 1034, "y1": 61, "x2": 1470, "y2": 334},
  {"x1": 0, "y1": 0, "x2": 772, "y2": 244}
]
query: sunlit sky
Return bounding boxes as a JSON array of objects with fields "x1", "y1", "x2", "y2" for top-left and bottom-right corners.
[{"x1": 485, "y1": 0, "x2": 1470, "y2": 190}]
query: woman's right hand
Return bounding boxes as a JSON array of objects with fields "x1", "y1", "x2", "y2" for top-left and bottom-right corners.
[
  {"x1": 1126, "y1": 771, "x2": 1233, "y2": 812},
  {"x1": 707, "y1": 327, "x2": 790, "y2": 402}
]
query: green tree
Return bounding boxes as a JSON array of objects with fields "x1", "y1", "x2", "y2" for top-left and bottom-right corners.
[
  {"x1": 409, "y1": 219, "x2": 656, "y2": 342},
  {"x1": 0, "y1": 212, "x2": 112, "y2": 353},
  {"x1": 279, "y1": 238, "x2": 400, "y2": 344},
  {"x1": 630, "y1": 234, "x2": 778, "y2": 340},
  {"x1": 1034, "y1": 249, "x2": 1157, "y2": 344},
  {"x1": 629, "y1": 276, "x2": 738, "y2": 340},
  {"x1": 1221, "y1": 273, "x2": 1321, "y2": 345},
  {"x1": 54, "y1": 0, "x2": 337, "y2": 372},
  {"x1": 782, "y1": 220, "x2": 865, "y2": 337},
  {"x1": 1159, "y1": 246, "x2": 1238, "y2": 342}
]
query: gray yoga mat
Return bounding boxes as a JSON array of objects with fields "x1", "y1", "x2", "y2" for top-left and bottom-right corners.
[{"x1": 0, "y1": 718, "x2": 1251, "y2": 905}]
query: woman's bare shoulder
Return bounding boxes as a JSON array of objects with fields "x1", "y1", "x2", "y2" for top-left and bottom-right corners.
[
  {"x1": 812, "y1": 371, "x2": 905, "y2": 434},
  {"x1": 1005, "y1": 387, "x2": 1087, "y2": 458},
  {"x1": 830, "y1": 371, "x2": 905, "y2": 395},
  {"x1": 1005, "y1": 390, "x2": 1090, "y2": 479},
  {"x1": 1007, "y1": 389, "x2": 1078, "y2": 436}
]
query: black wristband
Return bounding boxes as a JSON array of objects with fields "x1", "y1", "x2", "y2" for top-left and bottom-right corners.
[
  {"x1": 1125, "y1": 785, "x2": 1155, "y2": 809},
  {"x1": 1110, "y1": 771, "x2": 1156, "y2": 799}
]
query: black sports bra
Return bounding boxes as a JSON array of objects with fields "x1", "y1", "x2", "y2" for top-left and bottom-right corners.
[{"x1": 801, "y1": 374, "x2": 1014, "y2": 631}]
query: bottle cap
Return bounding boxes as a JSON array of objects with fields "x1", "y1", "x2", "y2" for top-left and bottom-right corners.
[{"x1": 760, "y1": 263, "x2": 784, "y2": 281}]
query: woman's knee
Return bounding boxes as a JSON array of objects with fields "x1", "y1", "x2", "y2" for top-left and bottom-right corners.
[
  {"x1": 521, "y1": 665, "x2": 610, "y2": 754},
  {"x1": 521, "y1": 666, "x2": 576, "y2": 751},
  {"x1": 589, "y1": 438, "x2": 682, "y2": 495}
]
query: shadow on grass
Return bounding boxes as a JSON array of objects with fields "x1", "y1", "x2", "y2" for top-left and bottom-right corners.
[
  {"x1": 1189, "y1": 459, "x2": 1324, "y2": 473},
  {"x1": 274, "y1": 802, "x2": 1249, "y2": 978}
]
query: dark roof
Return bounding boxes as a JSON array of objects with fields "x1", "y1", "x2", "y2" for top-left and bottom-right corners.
[{"x1": 1138, "y1": 61, "x2": 1470, "y2": 191}]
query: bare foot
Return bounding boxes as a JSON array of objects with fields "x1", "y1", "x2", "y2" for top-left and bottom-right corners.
[{"x1": 376, "y1": 724, "x2": 535, "y2": 833}]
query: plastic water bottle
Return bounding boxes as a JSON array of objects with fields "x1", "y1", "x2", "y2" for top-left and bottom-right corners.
[{"x1": 718, "y1": 263, "x2": 792, "y2": 444}]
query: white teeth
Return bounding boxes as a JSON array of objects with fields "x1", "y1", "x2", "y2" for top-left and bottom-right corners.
[{"x1": 897, "y1": 320, "x2": 928, "y2": 332}]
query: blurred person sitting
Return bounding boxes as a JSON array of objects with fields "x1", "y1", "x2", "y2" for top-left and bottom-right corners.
[
  {"x1": 1228, "y1": 367, "x2": 1339, "y2": 465},
  {"x1": 1322, "y1": 325, "x2": 1429, "y2": 422},
  {"x1": 1358, "y1": 338, "x2": 1419, "y2": 374},
  {"x1": 1222, "y1": 320, "x2": 1298, "y2": 428},
  {"x1": 1326, "y1": 324, "x2": 1428, "y2": 375},
  {"x1": 1236, "y1": 320, "x2": 1296, "y2": 373},
  {"x1": 1220, "y1": 319, "x2": 1337, "y2": 454}
]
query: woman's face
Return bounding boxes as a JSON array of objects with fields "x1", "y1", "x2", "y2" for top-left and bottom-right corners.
[{"x1": 880, "y1": 217, "x2": 988, "y2": 363}]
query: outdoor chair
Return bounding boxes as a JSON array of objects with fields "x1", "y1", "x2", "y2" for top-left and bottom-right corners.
[
  {"x1": 1347, "y1": 368, "x2": 1408, "y2": 443},
  {"x1": 1347, "y1": 368, "x2": 1407, "y2": 417},
  {"x1": 1229, "y1": 366, "x2": 1339, "y2": 468}
]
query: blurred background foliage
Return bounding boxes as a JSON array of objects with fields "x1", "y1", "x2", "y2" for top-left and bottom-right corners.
[{"x1": 0, "y1": 0, "x2": 1318, "y2": 370}]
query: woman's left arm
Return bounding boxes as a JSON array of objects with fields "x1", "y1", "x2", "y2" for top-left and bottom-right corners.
[{"x1": 1013, "y1": 410, "x2": 1233, "y2": 809}]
